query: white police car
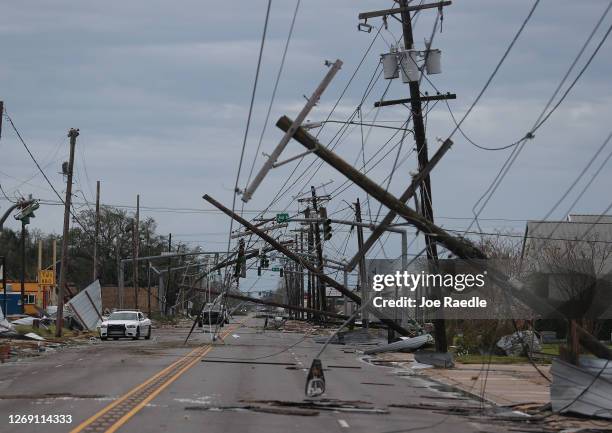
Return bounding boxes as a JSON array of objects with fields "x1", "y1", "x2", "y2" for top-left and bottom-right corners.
[{"x1": 99, "y1": 310, "x2": 152, "y2": 341}]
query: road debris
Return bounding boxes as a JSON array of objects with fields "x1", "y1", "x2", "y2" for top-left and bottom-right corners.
[
  {"x1": 364, "y1": 334, "x2": 433, "y2": 355},
  {"x1": 24, "y1": 332, "x2": 45, "y2": 341},
  {"x1": 414, "y1": 350, "x2": 455, "y2": 368},
  {"x1": 241, "y1": 398, "x2": 389, "y2": 414},
  {"x1": 551, "y1": 356, "x2": 612, "y2": 419}
]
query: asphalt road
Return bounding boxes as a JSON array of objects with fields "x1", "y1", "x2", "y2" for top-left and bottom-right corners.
[{"x1": 0, "y1": 316, "x2": 507, "y2": 433}]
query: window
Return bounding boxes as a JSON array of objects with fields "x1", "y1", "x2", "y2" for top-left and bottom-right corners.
[
  {"x1": 25, "y1": 294, "x2": 36, "y2": 305},
  {"x1": 108, "y1": 312, "x2": 138, "y2": 321}
]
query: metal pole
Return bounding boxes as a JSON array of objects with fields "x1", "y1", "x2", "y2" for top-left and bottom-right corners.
[
  {"x1": 147, "y1": 261, "x2": 151, "y2": 317},
  {"x1": 56, "y1": 128, "x2": 78, "y2": 336}
]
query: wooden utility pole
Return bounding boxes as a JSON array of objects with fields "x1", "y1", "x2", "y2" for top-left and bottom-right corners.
[
  {"x1": 52, "y1": 239, "x2": 57, "y2": 305},
  {"x1": 346, "y1": 138, "x2": 453, "y2": 271},
  {"x1": 276, "y1": 117, "x2": 483, "y2": 259},
  {"x1": 299, "y1": 230, "x2": 305, "y2": 319},
  {"x1": 93, "y1": 180, "x2": 100, "y2": 281},
  {"x1": 56, "y1": 128, "x2": 79, "y2": 337},
  {"x1": 310, "y1": 186, "x2": 327, "y2": 313},
  {"x1": 164, "y1": 233, "x2": 171, "y2": 315},
  {"x1": 354, "y1": 198, "x2": 368, "y2": 327},
  {"x1": 304, "y1": 207, "x2": 315, "y2": 319},
  {"x1": 132, "y1": 194, "x2": 140, "y2": 310},
  {"x1": 20, "y1": 220, "x2": 26, "y2": 314},
  {"x1": 38, "y1": 240, "x2": 42, "y2": 273},
  {"x1": 398, "y1": 0, "x2": 447, "y2": 353}
]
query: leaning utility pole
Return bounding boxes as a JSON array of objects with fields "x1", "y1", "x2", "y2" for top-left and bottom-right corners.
[
  {"x1": 398, "y1": 0, "x2": 447, "y2": 353},
  {"x1": 56, "y1": 128, "x2": 79, "y2": 337},
  {"x1": 93, "y1": 180, "x2": 100, "y2": 281},
  {"x1": 132, "y1": 194, "x2": 140, "y2": 310},
  {"x1": 354, "y1": 198, "x2": 368, "y2": 327}
]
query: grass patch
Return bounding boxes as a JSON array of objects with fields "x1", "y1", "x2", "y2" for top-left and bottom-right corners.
[{"x1": 455, "y1": 353, "x2": 532, "y2": 364}]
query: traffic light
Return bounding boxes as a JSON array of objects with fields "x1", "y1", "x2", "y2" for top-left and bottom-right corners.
[
  {"x1": 235, "y1": 239, "x2": 246, "y2": 279},
  {"x1": 279, "y1": 268, "x2": 284, "y2": 278},
  {"x1": 260, "y1": 254, "x2": 269, "y2": 269},
  {"x1": 323, "y1": 218, "x2": 332, "y2": 241},
  {"x1": 319, "y1": 207, "x2": 332, "y2": 241},
  {"x1": 257, "y1": 267, "x2": 261, "y2": 276}
]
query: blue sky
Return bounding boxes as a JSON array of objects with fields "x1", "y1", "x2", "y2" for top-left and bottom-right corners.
[{"x1": 1, "y1": 0, "x2": 611, "y2": 290}]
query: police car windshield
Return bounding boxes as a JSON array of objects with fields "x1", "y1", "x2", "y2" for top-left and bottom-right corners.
[{"x1": 109, "y1": 312, "x2": 138, "y2": 321}]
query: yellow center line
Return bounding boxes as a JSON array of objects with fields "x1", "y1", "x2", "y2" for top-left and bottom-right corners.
[{"x1": 69, "y1": 322, "x2": 243, "y2": 433}]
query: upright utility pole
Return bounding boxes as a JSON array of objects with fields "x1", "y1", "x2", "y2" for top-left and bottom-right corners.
[
  {"x1": 398, "y1": 0, "x2": 446, "y2": 352},
  {"x1": 164, "y1": 233, "x2": 171, "y2": 315},
  {"x1": 52, "y1": 239, "x2": 57, "y2": 305},
  {"x1": 93, "y1": 180, "x2": 100, "y2": 281},
  {"x1": 56, "y1": 128, "x2": 79, "y2": 337},
  {"x1": 299, "y1": 230, "x2": 305, "y2": 319},
  {"x1": 1, "y1": 256, "x2": 6, "y2": 315},
  {"x1": 20, "y1": 221, "x2": 26, "y2": 314},
  {"x1": 132, "y1": 194, "x2": 140, "y2": 310},
  {"x1": 310, "y1": 186, "x2": 327, "y2": 313},
  {"x1": 304, "y1": 208, "x2": 314, "y2": 320},
  {"x1": 354, "y1": 198, "x2": 368, "y2": 327}
]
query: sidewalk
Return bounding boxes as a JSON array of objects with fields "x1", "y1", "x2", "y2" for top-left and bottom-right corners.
[
  {"x1": 368, "y1": 352, "x2": 551, "y2": 406},
  {"x1": 419, "y1": 362, "x2": 551, "y2": 406}
]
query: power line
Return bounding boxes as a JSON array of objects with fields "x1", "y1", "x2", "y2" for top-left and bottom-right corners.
[
  {"x1": 243, "y1": 0, "x2": 301, "y2": 193},
  {"x1": 467, "y1": 2, "x2": 612, "y2": 232},
  {"x1": 447, "y1": 0, "x2": 541, "y2": 140},
  {"x1": 227, "y1": 0, "x2": 273, "y2": 249}
]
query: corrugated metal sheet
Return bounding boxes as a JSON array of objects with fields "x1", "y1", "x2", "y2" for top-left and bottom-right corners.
[{"x1": 67, "y1": 280, "x2": 103, "y2": 331}]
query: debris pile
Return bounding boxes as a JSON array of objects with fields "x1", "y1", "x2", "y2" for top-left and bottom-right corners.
[
  {"x1": 364, "y1": 334, "x2": 433, "y2": 355},
  {"x1": 496, "y1": 330, "x2": 541, "y2": 356}
]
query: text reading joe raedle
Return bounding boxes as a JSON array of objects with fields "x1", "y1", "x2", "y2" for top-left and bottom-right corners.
[{"x1": 371, "y1": 270, "x2": 488, "y2": 309}]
